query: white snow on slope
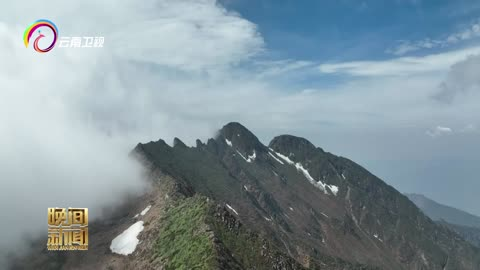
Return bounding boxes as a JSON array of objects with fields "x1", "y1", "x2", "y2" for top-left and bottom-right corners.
[
  {"x1": 341, "y1": 173, "x2": 346, "y2": 180},
  {"x1": 247, "y1": 151, "x2": 256, "y2": 163},
  {"x1": 327, "y1": 185, "x2": 339, "y2": 196},
  {"x1": 272, "y1": 150, "x2": 295, "y2": 165},
  {"x1": 268, "y1": 152, "x2": 284, "y2": 164},
  {"x1": 273, "y1": 150, "x2": 339, "y2": 196},
  {"x1": 225, "y1": 138, "x2": 232, "y2": 147},
  {"x1": 140, "y1": 205, "x2": 151, "y2": 216},
  {"x1": 226, "y1": 204, "x2": 239, "y2": 215},
  {"x1": 373, "y1": 234, "x2": 383, "y2": 242},
  {"x1": 236, "y1": 150, "x2": 247, "y2": 161},
  {"x1": 110, "y1": 221, "x2": 144, "y2": 255},
  {"x1": 294, "y1": 163, "x2": 315, "y2": 182}
]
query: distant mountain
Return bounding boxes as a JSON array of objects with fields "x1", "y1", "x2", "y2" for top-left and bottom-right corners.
[
  {"x1": 406, "y1": 193, "x2": 480, "y2": 248},
  {"x1": 438, "y1": 221, "x2": 480, "y2": 248},
  {"x1": 11, "y1": 123, "x2": 480, "y2": 269},
  {"x1": 406, "y1": 193, "x2": 480, "y2": 229}
]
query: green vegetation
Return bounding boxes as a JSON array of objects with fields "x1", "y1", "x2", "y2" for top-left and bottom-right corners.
[
  {"x1": 154, "y1": 196, "x2": 217, "y2": 270},
  {"x1": 153, "y1": 194, "x2": 303, "y2": 270},
  {"x1": 210, "y1": 216, "x2": 269, "y2": 269}
]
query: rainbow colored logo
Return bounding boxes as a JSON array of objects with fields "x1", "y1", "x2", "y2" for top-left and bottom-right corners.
[{"x1": 23, "y1": 19, "x2": 59, "y2": 53}]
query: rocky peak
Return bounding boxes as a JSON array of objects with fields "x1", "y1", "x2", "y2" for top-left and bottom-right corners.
[
  {"x1": 217, "y1": 122, "x2": 266, "y2": 155},
  {"x1": 268, "y1": 135, "x2": 322, "y2": 162},
  {"x1": 173, "y1": 137, "x2": 187, "y2": 148}
]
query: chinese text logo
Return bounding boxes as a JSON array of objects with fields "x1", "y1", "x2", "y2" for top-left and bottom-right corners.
[
  {"x1": 58, "y1": 36, "x2": 104, "y2": 48},
  {"x1": 47, "y1": 208, "x2": 89, "y2": 251},
  {"x1": 23, "y1": 19, "x2": 58, "y2": 53}
]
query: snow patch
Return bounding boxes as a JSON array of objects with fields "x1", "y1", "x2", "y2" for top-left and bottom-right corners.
[
  {"x1": 341, "y1": 173, "x2": 346, "y2": 180},
  {"x1": 110, "y1": 221, "x2": 144, "y2": 255},
  {"x1": 421, "y1": 253, "x2": 427, "y2": 264},
  {"x1": 225, "y1": 138, "x2": 232, "y2": 147},
  {"x1": 320, "y1": 212, "x2": 329, "y2": 218},
  {"x1": 295, "y1": 163, "x2": 315, "y2": 182},
  {"x1": 268, "y1": 152, "x2": 284, "y2": 164},
  {"x1": 373, "y1": 234, "x2": 383, "y2": 242},
  {"x1": 272, "y1": 150, "x2": 295, "y2": 165},
  {"x1": 246, "y1": 151, "x2": 256, "y2": 163},
  {"x1": 140, "y1": 205, "x2": 151, "y2": 216},
  {"x1": 133, "y1": 214, "x2": 139, "y2": 219},
  {"x1": 327, "y1": 185, "x2": 339, "y2": 196},
  {"x1": 226, "y1": 204, "x2": 239, "y2": 215},
  {"x1": 273, "y1": 150, "x2": 339, "y2": 196},
  {"x1": 243, "y1": 185, "x2": 249, "y2": 191},
  {"x1": 289, "y1": 207, "x2": 294, "y2": 211},
  {"x1": 264, "y1": 217, "x2": 272, "y2": 221}
]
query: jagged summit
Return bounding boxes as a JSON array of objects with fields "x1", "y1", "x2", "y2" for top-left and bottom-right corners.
[
  {"x1": 173, "y1": 137, "x2": 187, "y2": 148},
  {"x1": 217, "y1": 122, "x2": 266, "y2": 156}
]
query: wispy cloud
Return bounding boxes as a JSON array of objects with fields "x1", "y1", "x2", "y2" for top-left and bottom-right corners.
[
  {"x1": 426, "y1": 126, "x2": 453, "y2": 137},
  {"x1": 318, "y1": 45, "x2": 480, "y2": 77},
  {"x1": 253, "y1": 59, "x2": 314, "y2": 78},
  {"x1": 426, "y1": 124, "x2": 479, "y2": 137},
  {"x1": 387, "y1": 19, "x2": 480, "y2": 56}
]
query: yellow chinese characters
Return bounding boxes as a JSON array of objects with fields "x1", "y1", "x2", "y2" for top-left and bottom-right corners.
[{"x1": 47, "y1": 208, "x2": 88, "y2": 251}]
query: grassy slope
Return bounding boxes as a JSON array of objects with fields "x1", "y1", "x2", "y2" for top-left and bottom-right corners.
[{"x1": 154, "y1": 196, "x2": 217, "y2": 270}]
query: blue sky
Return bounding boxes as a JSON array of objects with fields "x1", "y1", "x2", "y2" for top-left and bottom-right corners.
[
  {"x1": 215, "y1": 0, "x2": 480, "y2": 213},
  {"x1": 221, "y1": 0, "x2": 480, "y2": 62}
]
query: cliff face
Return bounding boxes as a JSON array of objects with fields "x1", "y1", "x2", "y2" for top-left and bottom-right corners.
[{"x1": 10, "y1": 122, "x2": 480, "y2": 270}]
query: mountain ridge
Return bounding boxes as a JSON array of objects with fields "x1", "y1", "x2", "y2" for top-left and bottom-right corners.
[
  {"x1": 406, "y1": 193, "x2": 480, "y2": 229},
  {"x1": 406, "y1": 193, "x2": 480, "y2": 249},
  {"x1": 133, "y1": 122, "x2": 480, "y2": 269},
  {"x1": 9, "y1": 122, "x2": 480, "y2": 270}
]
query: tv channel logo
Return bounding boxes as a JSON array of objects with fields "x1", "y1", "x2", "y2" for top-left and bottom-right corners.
[{"x1": 24, "y1": 19, "x2": 105, "y2": 53}]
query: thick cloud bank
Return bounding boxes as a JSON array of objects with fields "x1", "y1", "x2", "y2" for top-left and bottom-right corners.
[{"x1": 0, "y1": 0, "x2": 264, "y2": 265}]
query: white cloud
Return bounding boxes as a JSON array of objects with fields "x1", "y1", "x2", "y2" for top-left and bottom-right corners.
[
  {"x1": 434, "y1": 54, "x2": 480, "y2": 103},
  {"x1": 426, "y1": 126, "x2": 453, "y2": 137},
  {"x1": 387, "y1": 39, "x2": 442, "y2": 56},
  {"x1": 318, "y1": 45, "x2": 480, "y2": 77},
  {"x1": 111, "y1": 2, "x2": 264, "y2": 71}
]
